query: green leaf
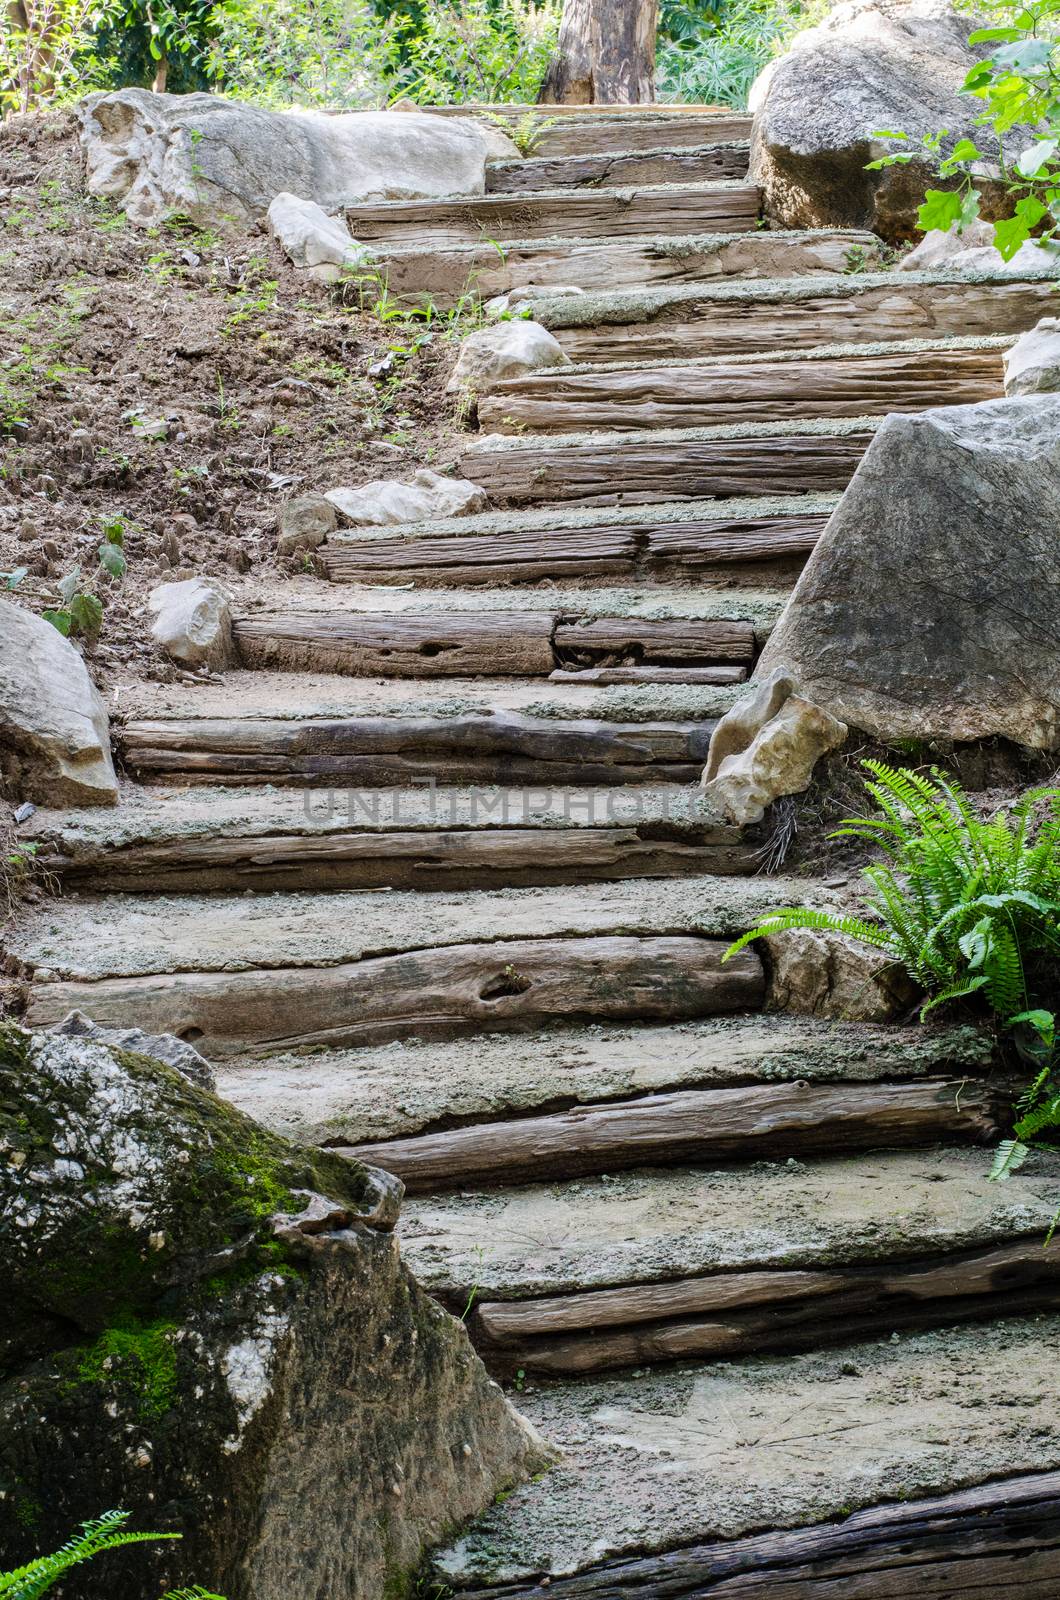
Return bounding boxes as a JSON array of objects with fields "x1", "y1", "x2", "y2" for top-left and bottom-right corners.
[
  {"x1": 948, "y1": 138, "x2": 981, "y2": 163},
  {"x1": 989, "y1": 1139, "x2": 1031, "y2": 1181},
  {"x1": 41, "y1": 608, "x2": 72, "y2": 637},
  {"x1": 98, "y1": 542, "x2": 127, "y2": 579},
  {"x1": 991, "y1": 38, "x2": 1055, "y2": 72},
  {"x1": 968, "y1": 25, "x2": 1026, "y2": 41},
  {"x1": 916, "y1": 188, "x2": 967, "y2": 233},
  {"x1": 4, "y1": 566, "x2": 28, "y2": 589},
  {"x1": 1017, "y1": 140, "x2": 1060, "y2": 178},
  {"x1": 69, "y1": 592, "x2": 103, "y2": 638},
  {"x1": 994, "y1": 196, "x2": 1048, "y2": 259},
  {"x1": 872, "y1": 128, "x2": 909, "y2": 139}
]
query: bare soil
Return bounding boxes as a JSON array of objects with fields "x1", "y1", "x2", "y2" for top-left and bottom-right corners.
[{"x1": 0, "y1": 109, "x2": 467, "y2": 684}]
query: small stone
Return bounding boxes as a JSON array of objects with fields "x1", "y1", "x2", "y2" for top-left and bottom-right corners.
[
  {"x1": 266, "y1": 192, "x2": 376, "y2": 284},
  {"x1": 1003, "y1": 317, "x2": 1060, "y2": 396},
  {"x1": 325, "y1": 470, "x2": 487, "y2": 527},
  {"x1": 277, "y1": 492, "x2": 337, "y2": 556},
  {"x1": 700, "y1": 670, "x2": 847, "y2": 826},
  {"x1": 446, "y1": 320, "x2": 570, "y2": 395},
  {"x1": 147, "y1": 577, "x2": 234, "y2": 671}
]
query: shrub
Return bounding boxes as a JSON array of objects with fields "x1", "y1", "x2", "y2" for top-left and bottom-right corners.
[
  {"x1": 0, "y1": 1509, "x2": 223, "y2": 1600},
  {"x1": 657, "y1": 0, "x2": 822, "y2": 110}
]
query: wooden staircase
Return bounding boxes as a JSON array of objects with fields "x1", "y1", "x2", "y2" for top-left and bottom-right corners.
[{"x1": 15, "y1": 98, "x2": 1060, "y2": 1598}]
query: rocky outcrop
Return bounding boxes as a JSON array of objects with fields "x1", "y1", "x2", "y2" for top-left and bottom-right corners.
[
  {"x1": 0, "y1": 1024, "x2": 545, "y2": 1599},
  {"x1": 701, "y1": 670, "x2": 847, "y2": 825},
  {"x1": 0, "y1": 598, "x2": 117, "y2": 807},
  {"x1": 148, "y1": 577, "x2": 234, "y2": 671},
  {"x1": 1004, "y1": 317, "x2": 1060, "y2": 395},
  {"x1": 446, "y1": 321, "x2": 571, "y2": 394},
  {"x1": 79, "y1": 90, "x2": 498, "y2": 227},
  {"x1": 49, "y1": 1007, "x2": 215, "y2": 1090},
  {"x1": 765, "y1": 927, "x2": 920, "y2": 1021},
  {"x1": 326, "y1": 470, "x2": 488, "y2": 526},
  {"x1": 266, "y1": 192, "x2": 376, "y2": 283},
  {"x1": 756, "y1": 395, "x2": 1060, "y2": 750},
  {"x1": 749, "y1": 0, "x2": 1011, "y2": 240}
]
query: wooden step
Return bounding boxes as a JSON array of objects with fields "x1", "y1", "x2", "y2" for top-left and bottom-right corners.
[
  {"x1": 215, "y1": 1014, "x2": 993, "y2": 1148},
  {"x1": 532, "y1": 269, "x2": 1058, "y2": 363},
  {"x1": 339, "y1": 1077, "x2": 1000, "y2": 1193},
  {"x1": 475, "y1": 338, "x2": 1008, "y2": 434},
  {"x1": 430, "y1": 1318, "x2": 1060, "y2": 1592},
  {"x1": 13, "y1": 871, "x2": 821, "y2": 983},
  {"x1": 458, "y1": 418, "x2": 876, "y2": 507},
  {"x1": 485, "y1": 143, "x2": 749, "y2": 192},
  {"x1": 232, "y1": 609, "x2": 756, "y2": 678},
  {"x1": 396, "y1": 1146, "x2": 1060, "y2": 1373},
  {"x1": 25, "y1": 784, "x2": 755, "y2": 893},
  {"x1": 419, "y1": 105, "x2": 754, "y2": 157},
  {"x1": 343, "y1": 180, "x2": 761, "y2": 246},
  {"x1": 318, "y1": 495, "x2": 835, "y2": 587},
  {"x1": 374, "y1": 229, "x2": 883, "y2": 307}
]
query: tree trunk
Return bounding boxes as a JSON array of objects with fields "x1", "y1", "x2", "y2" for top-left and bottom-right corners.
[
  {"x1": 153, "y1": 53, "x2": 168, "y2": 93},
  {"x1": 540, "y1": 0, "x2": 658, "y2": 104}
]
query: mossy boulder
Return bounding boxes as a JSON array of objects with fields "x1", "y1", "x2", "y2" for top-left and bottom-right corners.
[{"x1": 0, "y1": 1024, "x2": 546, "y2": 1598}]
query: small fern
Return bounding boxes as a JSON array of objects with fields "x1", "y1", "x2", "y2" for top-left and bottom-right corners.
[{"x1": 0, "y1": 1511, "x2": 223, "y2": 1600}]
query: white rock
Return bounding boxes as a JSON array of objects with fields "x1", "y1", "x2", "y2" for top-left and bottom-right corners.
[
  {"x1": 895, "y1": 220, "x2": 994, "y2": 271},
  {"x1": 0, "y1": 598, "x2": 118, "y2": 807},
  {"x1": 700, "y1": 670, "x2": 847, "y2": 826},
  {"x1": 148, "y1": 577, "x2": 233, "y2": 670},
  {"x1": 446, "y1": 320, "x2": 571, "y2": 394},
  {"x1": 325, "y1": 469, "x2": 488, "y2": 526},
  {"x1": 79, "y1": 89, "x2": 496, "y2": 226},
  {"x1": 266, "y1": 192, "x2": 375, "y2": 283},
  {"x1": 484, "y1": 286, "x2": 586, "y2": 317},
  {"x1": 1004, "y1": 317, "x2": 1060, "y2": 395}
]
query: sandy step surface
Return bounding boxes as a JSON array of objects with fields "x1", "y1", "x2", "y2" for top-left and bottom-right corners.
[{"x1": 432, "y1": 1318, "x2": 1060, "y2": 1591}]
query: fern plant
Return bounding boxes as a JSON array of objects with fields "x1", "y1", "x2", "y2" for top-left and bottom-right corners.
[
  {"x1": 725, "y1": 762, "x2": 1060, "y2": 1019},
  {"x1": 725, "y1": 763, "x2": 1060, "y2": 1187},
  {"x1": 0, "y1": 1510, "x2": 223, "y2": 1600}
]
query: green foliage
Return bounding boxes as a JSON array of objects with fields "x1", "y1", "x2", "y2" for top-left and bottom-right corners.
[
  {"x1": 726, "y1": 763, "x2": 1060, "y2": 1202},
  {"x1": 1, "y1": 0, "x2": 109, "y2": 115},
  {"x1": 657, "y1": 0, "x2": 822, "y2": 110},
  {"x1": 0, "y1": 1510, "x2": 189, "y2": 1600},
  {"x1": 869, "y1": 0, "x2": 1060, "y2": 262},
  {"x1": 43, "y1": 517, "x2": 127, "y2": 642},
  {"x1": 390, "y1": 0, "x2": 560, "y2": 104},
  {"x1": 74, "y1": 1318, "x2": 180, "y2": 1420},
  {"x1": 725, "y1": 762, "x2": 1060, "y2": 1019}
]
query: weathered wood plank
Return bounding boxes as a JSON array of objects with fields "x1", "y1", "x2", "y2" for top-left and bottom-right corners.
[
  {"x1": 233, "y1": 611, "x2": 556, "y2": 678},
  {"x1": 44, "y1": 822, "x2": 755, "y2": 894},
  {"x1": 485, "y1": 145, "x2": 749, "y2": 192},
  {"x1": 343, "y1": 182, "x2": 761, "y2": 246},
  {"x1": 343, "y1": 1077, "x2": 999, "y2": 1192},
  {"x1": 476, "y1": 347, "x2": 1006, "y2": 433},
  {"x1": 448, "y1": 1470, "x2": 1060, "y2": 1599},
  {"x1": 376, "y1": 230, "x2": 881, "y2": 306},
  {"x1": 317, "y1": 510, "x2": 826, "y2": 585},
  {"x1": 427, "y1": 107, "x2": 754, "y2": 157},
  {"x1": 24, "y1": 935, "x2": 764, "y2": 1057},
  {"x1": 118, "y1": 713, "x2": 716, "y2": 786},
  {"x1": 318, "y1": 525, "x2": 637, "y2": 585},
  {"x1": 542, "y1": 277, "x2": 1056, "y2": 363},
  {"x1": 553, "y1": 616, "x2": 754, "y2": 664},
  {"x1": 472, "y1": 1239, "x2": 1060, "y2": 1374},
  {"x1": 549, "y1": 666, "x2": 747, "y2": 684},
  {"x1": 459, "y1": 428, "x2": 873, "y2": 507}
]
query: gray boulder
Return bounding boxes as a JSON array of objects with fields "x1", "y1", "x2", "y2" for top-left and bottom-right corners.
[
  {"x1": 749, "y1": 0, "x2": 1011, "y2": 241},
  {"x1": 756, "y1": 395, "x2": 1060, "y2": 750},
  {"x1": 1004, "y1": 317, "x2": 1060, "y2": 395},
  {"x1": 0, "y1": 1022, "x2": 546, "y2": 1598},
  {"x1": 0, "y1": 598, "x2": 117, "y2": 807},
  {"x1": 446, "y1": 320, "x2": 571, "y2": 395},
  {"x1": 266, "y1": 192, "x2": 376, "y2": 283},
  {"x1": 79, "y1": 90, "x2": 497, "y2": 227},
  {"x1": 148, "y1": 576, "x2": 234, "y2": 671},
  {"x1": 277, "y1": 491, "x2": 338, "y2": 555},
  {"x1": 326, "y1": 470, "x2": 488, "y2": 526}
]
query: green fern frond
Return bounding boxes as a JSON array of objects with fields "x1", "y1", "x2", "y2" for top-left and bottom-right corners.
[
  {"x1": 919, "y1": 974, "x2": 988, "y2": 1019},
  {"x1": 722, "y1": 907, "x2": 893, "y2": 963},
  {"x1": 0, "y1": 1513, "x2": 182, "y2": 1600},
  {"x1": 989, "y1": 1138, "x2": 1031, "y2": 1181}
]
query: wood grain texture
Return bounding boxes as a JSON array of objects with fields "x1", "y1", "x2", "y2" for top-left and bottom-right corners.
[
  {"x1": 545, "y1": 278, "x2": 1057, "y2": 363},
  {"x1": 449, "y1": 1470, "x2": 1060, "y2": 1599},
  {"x1": 44, "y1": 821, "x2": 755, "y2": 894},
  {"x1": 472, "y1": 1239, "x2": 1060, "y2": 1374},
  {"x1": 343, "y1": 1077, "x2": 999, "y2": 1191},
  {"x1": 476, "y1": 347, "x2": 1006, "y2": 433},
  {"x1": 459, "y1": 429, "x2": 873, "y2": 506},
  {"x1": 233, "y1": 611, "x2": 556, "y2": 678},
  {"x1": 485, "y1": 145, "x2": 749, "y2": 192},
  {"x1": 549, "y1": 666, "x2": 747, "y2": 684},
  {"x1": 343, "y1": 183, "x2": 761, "y2": 246},
  {"x1": 532, "y1": 112, "x2": 752, "y2": 156},
  {"x1": 25, "y1": 935, "x2": 764, "y2": 1056},
  {"x1": 553, "y1": 616, "x2": 754, "y2": 663},
  {"x1": 538, "y1": 0, "x2": 659, "y2": 105},
  {"x1": 376, "y1": 231, "x2": 880, "y2": 307},
  {"x1": 118, "y1": 713, "x2": 716, "y2": 786}
]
